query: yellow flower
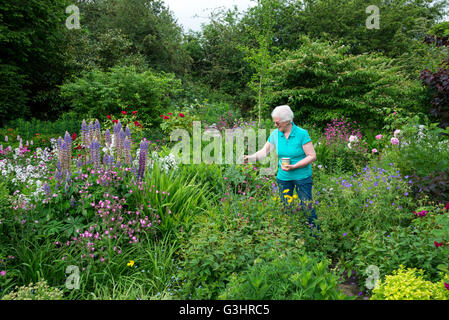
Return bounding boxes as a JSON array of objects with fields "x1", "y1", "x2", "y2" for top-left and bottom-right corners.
[
  {"x1": 283, "y1": 189, "x2": 290, "y2": 193},
  {"x1": 127, "y1": 260, "x2": 135, "y2": 267},
  {"x1": 287, "y1": 198, "x2": 293, "y2": 204},
  {"x1": 284, "y1": 195, "x2": 292, "y2": 199},
  {"x1": 293, "y1": 195, "x2": 298, "y2": 199}
]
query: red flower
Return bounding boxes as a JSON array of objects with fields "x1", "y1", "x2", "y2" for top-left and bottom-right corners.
[
  {"x1": 122, "y1": 111, "x2": 127, "y2": 115},
  {"x1": 179, "y1": 113, "x2": 185, "y2": 118},
  {"x1": 112, "y1": 120, "x2": 118, "y2": 124},
  {"x1": 434, "y1": 241, "x2": 444, "y2": 248},
  {"x1": 72, "y1": 132, "x2": 77, "y2": 140},
  {"x1": 446, "y1": 203, "x2": 449, "y2": 210},
  {"x1": 132, "y1": 111, "x2": 137, "y2": 115},
  {"x1": 160, "y1": 114, "x2": 164, "y2": 117},
  {"x1": 164, "y1": 116, "x2": 170, "y2": 120},
  {"x1": 168, "y1": 112, "x2": 173, "y2": 115},
  {"x1": 445, "y1": 283, "x2": 449, "y2": 291},
  {"x1": 107, "y1": 115, "x2": 112, "y2": 120}
]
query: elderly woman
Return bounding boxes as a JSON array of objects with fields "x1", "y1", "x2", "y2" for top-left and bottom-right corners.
[{"x1": 244, "y1": 105, "x2": 319, "y2": 229}]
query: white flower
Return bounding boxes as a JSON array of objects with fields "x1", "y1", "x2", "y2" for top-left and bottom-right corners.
[
  {"x1": 347, "y1": 143, "x2": 352, "y2": 149},
  {"x1": 393, "y1": 129, "x2": 401, "y2": 138},
  {"x1": 349, "y1": 135, "x2": 358, "y2": 143}
]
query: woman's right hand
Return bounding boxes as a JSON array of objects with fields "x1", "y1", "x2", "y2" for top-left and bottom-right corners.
[{"x1": 243, "y1": 155, "x2": 251, "y2": 164}]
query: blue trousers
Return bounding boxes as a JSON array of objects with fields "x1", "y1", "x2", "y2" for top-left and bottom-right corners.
[{"x1": 276, "y1": 176, "x2": 319, "y2": 229}]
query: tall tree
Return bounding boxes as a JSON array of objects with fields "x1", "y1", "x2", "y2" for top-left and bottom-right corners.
[
  {"x1": 239, "y1": 0, "x2": 280, "y2": 126},
  {"x1": 75, "y1": 0, "x2": 191, "y2": 75},
  {"x1": 0, "y1": 0, "x2": 71, "y2": 123}
]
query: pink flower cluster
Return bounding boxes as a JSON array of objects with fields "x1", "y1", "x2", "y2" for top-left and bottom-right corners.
[{"x1": 59, "y1": 193, "x2": 161, "y2": 264}]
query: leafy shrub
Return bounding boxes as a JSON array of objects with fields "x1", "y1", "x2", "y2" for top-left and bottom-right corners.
[
  {"x1": 420, "y1": 58, "x2": 449, "y2": 129},
  {"x1": 219, "y1": 252, "x2": 350, "y2": 300},
  {"x1": 59, "y1": 65, "x2": 182, "y2": 127},
  {"x1": 176, "y1": 203, "x2": 305, "y2": 299},
  {"x1": 351, "y1": 205, "x2": 449, "y2": 291},
  {"x1": 160, "y1": 109, "x2": 200, "y2": 137},
  {"x1": 371, "y1": 265, "x2": 449, "y2": 300},
  {"x1": 381, "y1": 118, "x2": 449, "y2": 202},
  {"x1": 314, "y1": 164, "x2": 416, "y2": 263},
  {"x1": 265, "y1": 37, "x2": 426, "y2": 130},
  {"x1": 1, "y1": 279, "x2": 64, "y2": 300}
]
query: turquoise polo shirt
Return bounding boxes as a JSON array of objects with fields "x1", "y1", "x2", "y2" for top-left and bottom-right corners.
[{"x1": 267, "y1": 123, "x2": 312, "y2": 181}]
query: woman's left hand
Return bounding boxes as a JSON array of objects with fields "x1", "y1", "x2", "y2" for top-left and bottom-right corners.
[{"x1": 281, "y1": 164, "x2": 295, "y2": 171}]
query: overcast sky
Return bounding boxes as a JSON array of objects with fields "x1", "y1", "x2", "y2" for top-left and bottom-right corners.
[{"x1": 163, "y1": 0, "x2": 256, "y2": 32}]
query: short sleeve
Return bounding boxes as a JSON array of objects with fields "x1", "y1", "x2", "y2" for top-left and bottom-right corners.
[
  {"x1": 267, "y1": 129, "x2": 278, "y2": 147},
  {"x1": 302, "y1": 130, "x2": 312, "y2": 145}
]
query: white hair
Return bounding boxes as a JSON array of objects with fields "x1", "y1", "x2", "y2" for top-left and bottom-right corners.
[{"x1": 271, "y1": 105, "x2": 294, "y2": 123}]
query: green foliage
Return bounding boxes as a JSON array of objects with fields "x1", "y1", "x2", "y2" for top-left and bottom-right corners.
[
  {"x1": 352, "y1": 224, "x2": 449, "y2": 290},
  {"x1": 74, "y1": 0, "x2": 190, "y2": 75},
  {"x1": 220, "y1": 252, "x2": 350, "y2": 300},
  {"x1": 371, "y1": 265, "x2": 449, "y2": 300},
  {"x1": 186, "y1": 8, "x2": 255, "y2": 111},
  {"x1": 59, "y1": 65, "x2": 182, "y2": 127},
  {"x1": 129, "y1": 163, "x2": 212, "y2": 236},
  {"x1": 0, "y1": 64, "x2": 30, "y2": 126},
  {"x1": 0, "y1": 0, "x2": 70, "y2": 122},
  {"x1": 0, "y1": 180, "x2": 10, "y2": 214},
  {"x1": 381, "y1": 118, "x2": 449, "y2": 201},
  {"x1": 1, "y1": 279, "x2": 64, "y2": 300},
  {"x1": 4, "y1": 112, "x2": 80, "y2": 142},
  {"x1": 265, "y1": 37, "x2": 427, "y2": 130},
  {"x1": 177, "y1": 204, "x2": 305, "y2": 299},
  {"x1": 64, "y1": 27, "x2": 148, "y2": 74},
  {"x1": 297, "y1": 0, "x2": 447, "y2": 58},
  {"x1": 314, "y1": 164, "x2": 416, "y2": 262}
]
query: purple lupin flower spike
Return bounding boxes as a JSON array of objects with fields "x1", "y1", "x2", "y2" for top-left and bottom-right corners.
[
  {"x1": 64, "y1": 131, "x2": 72, "y2": 173},
  {"x1": 60, "y1": 141, "x2": 68, "y2": 173},
  {"x1": 137, "y1": 139, "x2": 149, "y2": 182},
  {"x1": 94, "y1": 119, "x2": 101, "y2": 142},
  {"x1": 116, "y1": 128, "x2": 126, "y2": 164},
  {"x1": 88, "y1": 122, "x2": 94, "y2": 145},
  {"x1": 43, "y1": 183, "x2": 51, "y2": 199},
  {"x1": 81, "y1": 120, "x2": 88, "y2": 147},
  {"x1": 89, "y1": 140, "x2": 101, "y2": 168},
  {"x1": 125, "y1": 126, "x2": 132, "y2": 140},
  {"x1": 105, "y1": 129, "x2": 112, "y2": 147},
  {"x1": 123, "y1": 137, "x2": 131, "y2": 165}
]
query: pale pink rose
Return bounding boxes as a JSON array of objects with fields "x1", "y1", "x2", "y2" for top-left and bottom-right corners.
[
  {"x1": 391, "y1": 137, "x2": 399, "y2": 145},
  {"x1": 372, "y1": 148, "x2": 378, "y2": 153},
  {"x1": 375, "y1": 134, "x2": 383, "y2": 140},
  {"x1": 394, "y1": 129, "x2": 401, "y2": 138}
]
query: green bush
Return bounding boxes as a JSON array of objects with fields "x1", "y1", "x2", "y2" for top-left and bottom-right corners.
[
  {"x1": 265, "y1": 37, "x2": 427, "y2": 130},
  {"x1": 219, "y1": 252, "x2": 350, "y2": 300},
  {"x1": 371, "y1": 265, "x2": 449, "y2": 300},
  {"x1": 176, "y1": 203, "x2": 305, "y2": 299},
  {"x1": 59, "y1": 65, "x2": 182, "y2": 127},
  {"x1": 381, "y1": 118, "x2": 449, "y2": 202},
  {"x1": 314, "y1": 164, "x2": 416, "y2": 263}
]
